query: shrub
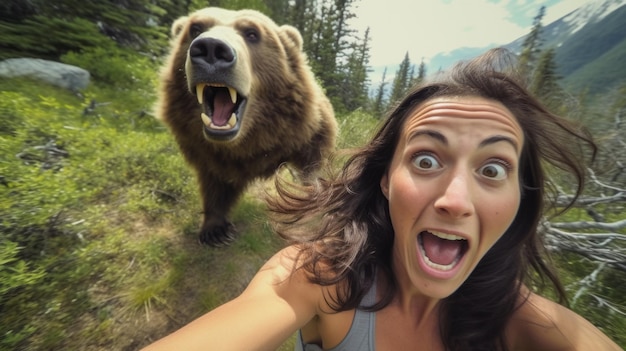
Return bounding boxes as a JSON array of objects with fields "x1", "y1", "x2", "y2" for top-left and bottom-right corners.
[{"x1": 61, "y1": 46, "x2": 156, "y2": 87}]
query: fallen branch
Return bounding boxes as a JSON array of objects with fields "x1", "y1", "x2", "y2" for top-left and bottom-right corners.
[
  {"x1": 555, "y1": 192, "x2": 626, "y2": 207},
  {"x1": 550, "y1": 219, "x2": 626, "y2": 231}
]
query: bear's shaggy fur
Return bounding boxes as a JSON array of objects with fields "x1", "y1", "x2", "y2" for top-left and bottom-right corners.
[{"x1": 157, "y1": 7, "x2": 337, "y2": 246}]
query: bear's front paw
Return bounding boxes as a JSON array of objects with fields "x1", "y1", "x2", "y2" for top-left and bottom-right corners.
[{"x1": 198, "y1": 220, "x2": 237, "y2": 247}]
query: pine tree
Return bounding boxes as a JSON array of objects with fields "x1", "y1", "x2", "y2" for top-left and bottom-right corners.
[
  {"x1": 389, "y1": 52, "x2": 412, "y2": 106},
  {"x1": 340, "y1": 27, "x2": 372, "y2": 112},
  {"x1": 264, "y1": 0, "x2": 291, "y2": 24},
  {"x1": 410, "y1": 58, "x2": 426, "y2": 87},
  {"x1": 518, "y1": 6, "x2": 545, "y2": 79},
  {"x1": 531, "y1": 47, "x2": 562, "y2": 108},
  {"x1": 286, "y1": 0, "x2": 317, "y2": 47},
  {"x1": 294, "y1": 0, "x2": 357, "y2": 110},
  {"x1": 0, "y1": 0, "x2": 37, "y2": 22},
  {"x1": 0, "y1": 0, "x2": 181, "y2": 60},
  {"x1": 372, "y1": 67, "x2": 389, "y2": 118}
]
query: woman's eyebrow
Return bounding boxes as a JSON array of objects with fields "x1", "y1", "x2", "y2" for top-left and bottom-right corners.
[
  {"x1": 409, "y1": 130, "x2": 518, "y2": 150},
  {"x1": 407, "y1": 130, "x2": 519, "y2": 153},
  {"x1": 407, "y1": 130, "x2": 447, "y2": 145},
  {"x1": 479, "y1": 135, "x2": 519, "y2": 153}
]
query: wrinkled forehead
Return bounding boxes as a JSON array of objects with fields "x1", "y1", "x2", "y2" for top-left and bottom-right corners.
[{"x1": 403, "y1": 96, "x2": 525, "y2": 144}]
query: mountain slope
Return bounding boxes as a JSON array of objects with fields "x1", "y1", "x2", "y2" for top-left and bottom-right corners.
[
  {"x1": 556, "y1": 4, "x2": 626, "y2": 93},
  {"x1": 561, "y1": 37, "x2": 626, "y2": 95},
  {"x1": 505, "y1": 0, "x2": 625, "y2": 53}
]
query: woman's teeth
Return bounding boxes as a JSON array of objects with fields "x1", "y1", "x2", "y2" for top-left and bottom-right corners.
[{"x1": 430, "y1": 230, "x2": 465, "y2": 241}]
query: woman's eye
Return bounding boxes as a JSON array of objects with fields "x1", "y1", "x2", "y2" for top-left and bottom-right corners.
[
  {"x1": 478, "y1": 162, "x2": 508, "y2": 180},
  {"x1": 413, "y1": 154, "x2": 440, "y2": 171}
]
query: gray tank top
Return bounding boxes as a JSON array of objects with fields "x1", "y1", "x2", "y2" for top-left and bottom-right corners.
[{"x1": 294, "y1": 282, "x2": 377, "y2": 351}]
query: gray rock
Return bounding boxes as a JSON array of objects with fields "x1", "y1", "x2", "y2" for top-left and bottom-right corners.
[{"x1": 0, "y1": 58, "x2": 90, "y2": 91}]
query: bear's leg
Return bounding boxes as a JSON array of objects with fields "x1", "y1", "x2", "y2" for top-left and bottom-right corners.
[{"x1": 197, "y1": 175, "x2": 245, "y2": 246}]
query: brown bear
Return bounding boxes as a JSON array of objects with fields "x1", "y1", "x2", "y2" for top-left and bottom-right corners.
[{"x1": 156, "y1": 7, "x2": 337, "y2": 246}]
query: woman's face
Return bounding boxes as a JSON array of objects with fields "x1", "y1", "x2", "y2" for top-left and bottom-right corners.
[{"x1": 380, "y1": 96, "x2": 524, "y2": 299}]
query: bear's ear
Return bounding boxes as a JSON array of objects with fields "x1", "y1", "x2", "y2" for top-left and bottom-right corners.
[
  {"x1": 171, "y1": 16, "x2": 189, "y2": 38},
  {"x1": 279, "y1": 25, "x2": 303, "y2": 51}
]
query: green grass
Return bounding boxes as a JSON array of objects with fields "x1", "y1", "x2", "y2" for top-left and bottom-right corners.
[{"x1": 0, "y1": 72, "x2": 291, "y2": 349}]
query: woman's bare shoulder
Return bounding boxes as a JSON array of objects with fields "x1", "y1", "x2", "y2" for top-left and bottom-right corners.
[{"x1": 506, "y1": 290, "x2": 621, "y2": 351}]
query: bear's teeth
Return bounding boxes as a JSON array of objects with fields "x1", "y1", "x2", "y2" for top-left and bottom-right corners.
[
  {"x1": 201, "y1": 112, "x2": 237, "y2": 130},
  {"x1": 201, "y1": 112, "x2": 211, "y2": 127},
  {"x1": 228, "y1": 87, "x2": 237, "y2": 104},
  {"x1": 196, "y1": 84, "x2": 205, "y2": 105}
]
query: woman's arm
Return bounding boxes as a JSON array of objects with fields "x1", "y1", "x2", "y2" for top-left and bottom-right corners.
[
  {"x1": 507, "y1": 290, "x2": 621, "y2": 351},
  {"x1": 141, "y1": 246, "x2": 321, "y2": 351}
]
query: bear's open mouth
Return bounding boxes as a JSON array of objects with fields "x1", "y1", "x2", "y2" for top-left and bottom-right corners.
[{"x1": 195, "y1": 83, "x2": 246, "y2": 137}]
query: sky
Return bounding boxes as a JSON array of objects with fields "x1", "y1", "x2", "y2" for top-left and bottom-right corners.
[{"x1": 349, "y1": 0, "x2": 592, "y2": 68}]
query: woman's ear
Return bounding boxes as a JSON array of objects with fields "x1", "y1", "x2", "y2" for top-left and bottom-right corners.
[{"x1": 380, "y1": 173, "x2": 389, "y2": 199}]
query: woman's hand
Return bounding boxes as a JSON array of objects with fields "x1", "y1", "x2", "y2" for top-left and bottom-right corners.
[{"x1": 141, "y1": 246, "x2": 321, "y2": 351}]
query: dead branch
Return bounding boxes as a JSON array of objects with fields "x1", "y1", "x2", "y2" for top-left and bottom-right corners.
[
  {"x1": 554, "y1": 192, "x2": 626, "y2": 207},
  {"x1": 544, "y1": 226, "x2": 626, "y2": 271},
  {"x1": 587, "y1": 167, "x2": 626, "y2": 192},
  {"x1": 569, "y1": 262, "x2": 605, "y2": 307},
  {"x1": 550, "y1": 219, "x2": 626, "y2": 231}
]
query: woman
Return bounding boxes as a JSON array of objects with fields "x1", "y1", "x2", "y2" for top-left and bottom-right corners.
[{"x1": 142, "y1": 48, "x2": 621, "y2": 351}]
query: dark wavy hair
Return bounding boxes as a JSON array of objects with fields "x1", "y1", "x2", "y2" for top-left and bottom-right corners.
[{"x1": 266, "y1": 48, "x2": 596, "y2": 351}]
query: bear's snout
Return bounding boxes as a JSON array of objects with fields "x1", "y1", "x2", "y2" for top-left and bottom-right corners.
[
  {"x1": 189, "y1": 37, "x2": 237, "y2": 68},
  {"x1": 186, "y1": 36, "x2": 244, "y2": 94}
]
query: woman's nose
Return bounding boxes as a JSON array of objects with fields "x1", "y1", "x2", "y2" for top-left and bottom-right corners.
[{"x1": 434, "y1": 172, "x2": 475, "y2": 218}]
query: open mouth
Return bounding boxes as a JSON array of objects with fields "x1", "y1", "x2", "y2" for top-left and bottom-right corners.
[
  {"x1": 418, "y1": 231, "x2": 469, "y2": 271},
  {"x1": 195, "y1": 83, "x2": 247, "y2": 140}
]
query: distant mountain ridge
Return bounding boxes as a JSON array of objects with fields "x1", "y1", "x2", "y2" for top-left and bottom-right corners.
[
  {"x1": 554, "y1": 2, "x2": 626, "y2": 95},
  {"x1": 504, "y1": 0, "x2": 626, "y2": 53},
  {"x1": 428, "y1": 0, "x2": 626, "y2": 96}
]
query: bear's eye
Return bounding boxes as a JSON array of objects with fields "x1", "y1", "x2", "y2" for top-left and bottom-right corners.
[
  {"x1": 189, "y1": 24, "x2": 204, "y2": 39},
  {"x1": 243, "y1": 28, "x2": 260, "y2": 43}
]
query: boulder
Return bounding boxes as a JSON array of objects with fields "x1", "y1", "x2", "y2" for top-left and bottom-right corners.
[{"x1": 0, "y1": 58, "x2": 90, "y2": 91}]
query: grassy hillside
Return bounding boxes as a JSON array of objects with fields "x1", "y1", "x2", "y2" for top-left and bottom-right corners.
[{"x1": 1, "y1": 49, "x2": 624, "y2": 350}]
